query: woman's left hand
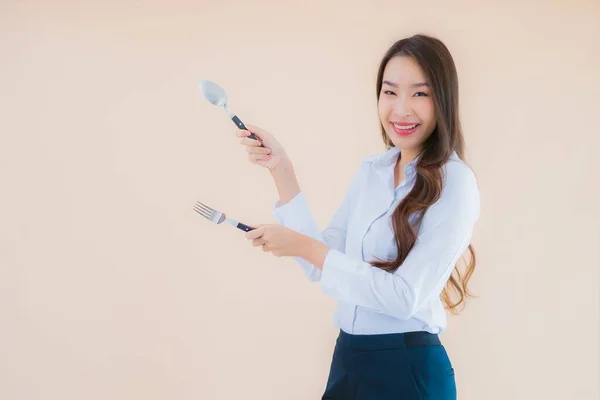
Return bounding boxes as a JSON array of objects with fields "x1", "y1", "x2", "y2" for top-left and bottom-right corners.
[
  {"x1": 245, "y1": 224, "x2": 308, "y2": 257},
  {"x1": 246, "y1": 224, "x2": 331, "y2": 268}
]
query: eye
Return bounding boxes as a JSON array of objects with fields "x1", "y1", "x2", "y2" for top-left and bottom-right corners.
[
  {"x1": 414, "y1": 92, "x2": 429, "y2": 97},
  {"x1": 383, "y1": 90, "x2": 396, "y2": 96}
]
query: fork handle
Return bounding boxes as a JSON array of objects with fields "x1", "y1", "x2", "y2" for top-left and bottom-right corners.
[
  {"x1": 231, "y1": 115, "x2": 264, "y2": 147},
  {"x1": 236, "y1": 222, "x2": 255, "y2": 232}
]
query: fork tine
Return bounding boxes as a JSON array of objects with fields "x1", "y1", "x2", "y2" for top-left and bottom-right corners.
[
  {"x1": 192, "y1": 205, "x2": 208, "y2": 215},
  {"x1": 195, "y1": 201, "x2": 213, "y2": 213},
  {"x1": 194, "y1": 206, "x2": 213, "y2": 218},
  {"x1": 193, "y1": 205, "x2": 212, "y2": 218}
]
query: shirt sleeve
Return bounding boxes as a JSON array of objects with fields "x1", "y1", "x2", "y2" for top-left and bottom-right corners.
[
  {"x1": 319, "y1": 161, "x2": 481, "y2": 319},
  {"x1": 273, "y1": 162, "x2": 366, "y2": 282}
]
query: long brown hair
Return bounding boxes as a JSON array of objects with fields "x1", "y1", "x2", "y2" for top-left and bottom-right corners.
[{"x1": 371, "y1": 34, "x2": 476, "y2": 313}]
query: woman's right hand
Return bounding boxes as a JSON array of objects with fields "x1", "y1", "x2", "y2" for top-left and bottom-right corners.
[{"x1": 237, "y1": 124, "x2": 290, "y2": 171}]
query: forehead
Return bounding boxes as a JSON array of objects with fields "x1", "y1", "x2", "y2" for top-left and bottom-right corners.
[{"x1": 382, "y1": 55, "x2": 427, "y2": 84}]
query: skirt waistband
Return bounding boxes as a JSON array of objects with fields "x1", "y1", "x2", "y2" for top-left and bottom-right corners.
[{"x1": 336, "y1": 329, "x2": 441, "y2": 351}]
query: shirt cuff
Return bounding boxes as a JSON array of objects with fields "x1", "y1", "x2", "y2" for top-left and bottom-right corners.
[{"x1": 273, "y1": 192, "x2": 319, "y2": 236}]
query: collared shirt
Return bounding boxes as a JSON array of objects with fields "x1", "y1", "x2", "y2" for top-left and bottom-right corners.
[{"x1": 274, "y1": 146, "x2": 481, "y2": 335}]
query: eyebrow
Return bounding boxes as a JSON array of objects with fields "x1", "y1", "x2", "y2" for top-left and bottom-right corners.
[{"x1": 382, "y1": 80, "x2": 429, "y2": 88}]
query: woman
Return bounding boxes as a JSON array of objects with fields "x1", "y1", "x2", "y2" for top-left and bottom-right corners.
[{"x1": 238, "y1": 34, "x2": 480, "y2": 399}]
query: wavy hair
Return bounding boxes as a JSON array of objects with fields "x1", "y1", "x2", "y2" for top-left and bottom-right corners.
[{"x1": 371, "y1": 34, "x2": 476, "y2": 313}]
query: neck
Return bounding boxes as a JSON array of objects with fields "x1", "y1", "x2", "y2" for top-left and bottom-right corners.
[
  {"x1": 397, "y1": 147, "x2": 420, "y2": 169},
  {"x1": 394, "y1": 147, "x2": 421, "y2": 187}
]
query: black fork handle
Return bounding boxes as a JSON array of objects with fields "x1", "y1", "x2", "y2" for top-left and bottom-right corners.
[
  {"x1": 231, "y1": 115, "x2": 264, "y2": 147},
  {"x1": 236, "y1": 222, "x2": 255, "y2": 232}
]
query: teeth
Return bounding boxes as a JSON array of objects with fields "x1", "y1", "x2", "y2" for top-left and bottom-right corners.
[{"x1": 393, "y1": 123, "x2": 418, "y2": 130}]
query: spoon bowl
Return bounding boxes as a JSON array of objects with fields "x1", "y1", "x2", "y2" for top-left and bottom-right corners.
[
  {"x1": 198, "y1": 79, "x2": 262, "y2": 145},
  {"x1": 199, "y1": 80, "x2": 229, "y2": 109}
]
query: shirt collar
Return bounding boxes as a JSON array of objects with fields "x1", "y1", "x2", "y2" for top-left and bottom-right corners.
[
  {"x1": 370, "y1": 147, "x2": 461, "y2": 170},
  {"x1": 370, "y1": 146, "x2": 420, "y2": 186},
  {"x1": 369, "y1": 146, "x2": 462, "y2": 187}
]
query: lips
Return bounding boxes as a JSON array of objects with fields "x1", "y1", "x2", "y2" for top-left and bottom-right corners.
[{"x1": 391, "y1": 122, "x2": 420, "y2": 136}]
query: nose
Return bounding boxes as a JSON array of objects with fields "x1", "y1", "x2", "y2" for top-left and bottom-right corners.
[{"x1": 394, "y1": 96, "x2": 413, "y2": 117}]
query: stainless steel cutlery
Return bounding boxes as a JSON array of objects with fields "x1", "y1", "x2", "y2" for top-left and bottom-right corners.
[{"x1": 193, "y1": 201, "x2": 254, "y2": 232}]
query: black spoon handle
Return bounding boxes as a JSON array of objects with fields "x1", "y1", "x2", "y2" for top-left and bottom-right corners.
[{"x1": 231, "y1": 115, "x2": 264, "y2": 147}]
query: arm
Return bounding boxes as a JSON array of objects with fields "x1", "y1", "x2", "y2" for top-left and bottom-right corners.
[
  {"x1": 272, "y1": 162, "x2": 366, "y2": 282},
  {"x1": 269, "y1": 160, "x2": 301, "y2": 206},
  {"x1": 298, "y1": 162, "x2": 481, "y2": 319},
  {"x1": 237, "y1": 124, "x2": 361, "y2": 281}
]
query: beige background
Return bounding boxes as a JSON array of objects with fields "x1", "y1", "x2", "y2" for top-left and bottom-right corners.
[{"x1": 1, "y1": 1, "x2": 599, "y2": 399}]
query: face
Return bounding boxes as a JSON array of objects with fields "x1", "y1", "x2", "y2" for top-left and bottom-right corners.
[{"x1": 378, "y1": 55, "x2": 436, "y2": 157}]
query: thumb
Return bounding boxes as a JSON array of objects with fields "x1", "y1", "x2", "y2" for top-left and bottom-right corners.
[
  {"x1": 245, "y1": 224, "x2": 264, "y2": 239},
  {"x1": 245, "y1": 124, "x2": 269, "y2": 141}
]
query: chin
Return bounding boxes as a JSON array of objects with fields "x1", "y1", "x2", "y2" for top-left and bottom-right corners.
[{"x1": 387, "y1": 134, "x2": 422, "y2": 149}]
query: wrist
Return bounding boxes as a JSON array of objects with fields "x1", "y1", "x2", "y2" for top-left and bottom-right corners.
[
  {"x1": 270, "y1": 157, "x2": 293, "y2": 177},
  {"x1": 296, "y1": 235, "x2": 329, "y2": 270},
  {"x1": 271, "y1": 158, "x2": 300, "y2": 205}
]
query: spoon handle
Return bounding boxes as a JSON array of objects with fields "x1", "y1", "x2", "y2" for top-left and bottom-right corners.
[{"x1": 231, "y1": 115, "x2": 264, "y2": 147}]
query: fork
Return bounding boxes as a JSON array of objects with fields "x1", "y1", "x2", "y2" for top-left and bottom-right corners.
[{"x1": 193, "y1": 201, "x2": 255, "y2": 232}]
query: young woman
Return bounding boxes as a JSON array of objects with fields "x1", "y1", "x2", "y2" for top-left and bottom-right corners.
[{"x1": 238, "y1": 34, "x2": 480, "y2": 400}]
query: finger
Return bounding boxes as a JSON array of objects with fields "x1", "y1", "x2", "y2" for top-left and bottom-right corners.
[
  {"x1": 246, "y1": 226, "x2": 264, "y2": 240},
  {"x1": 236, "y1": 129, "x2": 250, "y2": 138},
  {"x1": 252, "y1": 238, "x2": 266, "y2": 247},
  {"x1": 248, "y1": 154, "x2": 271, "y2": 164},
  {"x1": 261, "y1": 225, "x2": 274, "y2": 238},
  {"x1": 246, "y1": 146, "x2": 271, "y2": 155},
  {"x1": 240, "y1": 137, "x2": 263, "y2": 147},
  {"x1": 245, "y1": 124, "x2": 267, "y2": 140}
]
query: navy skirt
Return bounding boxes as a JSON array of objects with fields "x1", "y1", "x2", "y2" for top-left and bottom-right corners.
[{"x1": 321, "y1": 329, "x2": 456, "y2": 399}]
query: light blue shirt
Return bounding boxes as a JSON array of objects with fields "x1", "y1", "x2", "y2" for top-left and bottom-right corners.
[{"x1": 274, "y1": 146, "x2": 481, "y2": 335}]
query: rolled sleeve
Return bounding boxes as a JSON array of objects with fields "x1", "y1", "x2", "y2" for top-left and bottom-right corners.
[
  {"x1": 271, "y1": 160, "x2": 368, "y2": 283},
  {"x1": 273, "y1": 192, "x2": 320, "y2": 237}
]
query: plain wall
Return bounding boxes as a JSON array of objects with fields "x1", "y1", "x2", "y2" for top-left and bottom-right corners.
[{"x1": 1, "y1": 1, "x2": 599, "y2": 399}]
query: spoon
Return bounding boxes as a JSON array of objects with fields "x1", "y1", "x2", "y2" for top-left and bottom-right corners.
[{"x1": 199, "y1": 80, "x2": 262, "y2": 145}]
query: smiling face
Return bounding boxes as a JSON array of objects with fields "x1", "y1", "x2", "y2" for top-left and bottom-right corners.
[{"x1": 378, "y1": 55, "x2": 437, "y2": 158}]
